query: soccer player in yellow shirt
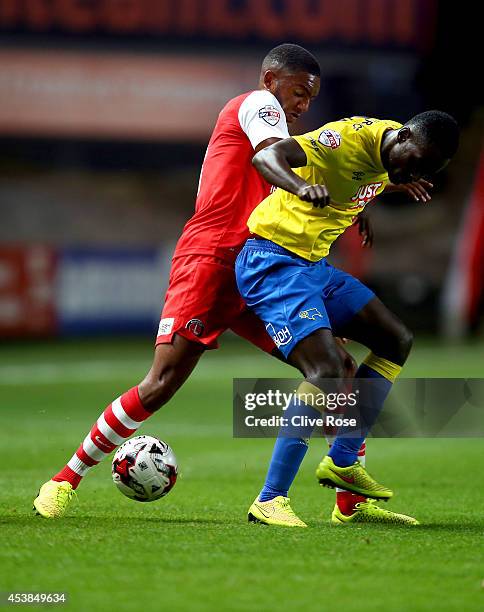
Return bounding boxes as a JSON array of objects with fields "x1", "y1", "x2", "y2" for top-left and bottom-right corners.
[{"x1": 235, "y1": 111, "x2": 459, "y2": 526}]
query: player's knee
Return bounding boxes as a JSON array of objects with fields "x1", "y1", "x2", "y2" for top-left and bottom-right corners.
[
  {"x1": 343, "y1": 353, "x2": 358, "y2": 377},
  {"x1": 401, "y1": 325, "x2": 414, "y2": 357},
  {"x1": 376, "y1": 322, "x2": 413, "y2": 365},
  {"x1": 391, "y1": 323, "x2": 413, "y2": 364},
  {"x1": 304, "y1": 356, "x2": 346, "y2": 383}
]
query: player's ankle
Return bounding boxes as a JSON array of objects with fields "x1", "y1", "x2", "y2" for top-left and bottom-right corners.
[
  {"x1": 328, "y1": 455, "x2": 355, "y2": 468},
  {"x1": 52, "y1": 467, "x2": 82, "y2": 489},
  {"x1": 258, "y1": 487, "x2": 287, "y2": 502},
  {"x1": 336, "y1": 491, "x2": 366, "y2": 515}
]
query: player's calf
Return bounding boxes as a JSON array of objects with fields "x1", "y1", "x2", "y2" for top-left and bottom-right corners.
[{"x1": 138, "y1": 336, "x2": 205, "y2": 412}]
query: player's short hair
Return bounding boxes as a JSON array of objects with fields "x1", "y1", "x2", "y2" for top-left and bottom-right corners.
[
  {"x1": 405, "y1": 110, "x2": 459, "y2": 159},
  {"x1": 261, "y1": 43, "x2": 320, "y2": 77}
]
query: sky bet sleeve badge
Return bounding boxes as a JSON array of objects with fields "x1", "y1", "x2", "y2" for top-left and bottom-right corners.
[{"x1": 258, "y1": 105, "x2": 281, "y2": 126}]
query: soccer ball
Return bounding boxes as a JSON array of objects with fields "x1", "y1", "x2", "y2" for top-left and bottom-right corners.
[{"x1": 112, "y1": 435, "x2": 178, "y2": 502}]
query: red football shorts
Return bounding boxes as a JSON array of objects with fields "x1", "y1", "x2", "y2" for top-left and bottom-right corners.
[{"x1": 156, "y1": 254, "x2": 276, "y2": 353}]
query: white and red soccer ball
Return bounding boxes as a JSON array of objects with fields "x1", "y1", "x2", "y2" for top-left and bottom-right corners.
[{"x1": 112, "y1": 435, "x2": 178, "y2": 502}]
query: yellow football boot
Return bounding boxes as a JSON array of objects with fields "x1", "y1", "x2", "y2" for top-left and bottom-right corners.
[
  {"x1": 248, "y1": 496, "x2": 307, "y2": 527},
  {"x1": 316, "y1": 456, "x2": 393, "y2": 500},
  {"x1": 33, "y1": 480, "x2": 75, "y2": 518},
  {"x1": 331, "y1": 499, "x2": 419, "y2": 526}
]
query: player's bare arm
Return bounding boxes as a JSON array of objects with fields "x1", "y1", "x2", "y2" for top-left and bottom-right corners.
[
  {"x1": 358, "y1": 178, "x2": 435, "y2": 249},
  {"x1": 253, "y1": 138, "x2": 330, "y2": 207},
  {"x1": 254, "y1": 136, "x2": 283, "y2": 154}
]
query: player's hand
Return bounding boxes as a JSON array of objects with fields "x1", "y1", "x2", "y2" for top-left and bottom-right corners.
[
  {"x1": 297, "y1": 184, "x2": 330, "y2": 208},
  {"x1": 354, "y1": 210, "x2": 374, "y2": 248},
  {"x1": 334, "y1": 337, "x2": 358, "y2": 377},
  {"x1": 393, "y1": 178, "x2": 434, "y2": 203}
]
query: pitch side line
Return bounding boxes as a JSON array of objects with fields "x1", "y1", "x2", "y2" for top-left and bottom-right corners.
[{"x1": 0, "y1": 357, "x2": 282, "y2": 385}]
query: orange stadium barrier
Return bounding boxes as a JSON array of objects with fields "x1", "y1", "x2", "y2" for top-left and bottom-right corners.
[{"x1": 0, "y1": 50, "x2": 258, "y2": 139}]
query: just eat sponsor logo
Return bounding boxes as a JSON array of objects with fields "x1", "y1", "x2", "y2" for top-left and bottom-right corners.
[{"x1": 350, "y1": 182, "x2": 383, "y2": 206}]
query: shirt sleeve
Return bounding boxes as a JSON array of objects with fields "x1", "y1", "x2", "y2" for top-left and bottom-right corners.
[
  {"x1": 238, "y1": 90, "x2": 289, "y2": 149},
  {"x1": 293, "y1": 125, "x2": 347, "y2": 171},
  {"x1": 293, "y1": 128, "x2": 334, "y2": 167}
]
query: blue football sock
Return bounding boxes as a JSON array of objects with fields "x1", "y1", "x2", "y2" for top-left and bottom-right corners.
[
  {"x1": 328, "y1": 358, "x2": 400, "y2": 467},
  {"x1": 259, "y1": 394, "x2": 320, "y2": 502}
]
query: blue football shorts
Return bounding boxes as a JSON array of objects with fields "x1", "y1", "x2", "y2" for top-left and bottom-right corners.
[{"x1": 235, "y1": 238, "x2": 375, "y2": 358}]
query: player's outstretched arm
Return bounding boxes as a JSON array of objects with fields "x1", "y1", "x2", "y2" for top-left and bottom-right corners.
[
  {"x1": 384, "y1": 178, "x2": 434, "y2": 202},
  {"x1": 253, "y1": 138, "x2": 330, "y2": 207}
]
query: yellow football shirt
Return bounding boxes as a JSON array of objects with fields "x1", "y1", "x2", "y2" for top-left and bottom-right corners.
[{"x1": 247, "y1": 117, "x2": 402, "y2": 261}]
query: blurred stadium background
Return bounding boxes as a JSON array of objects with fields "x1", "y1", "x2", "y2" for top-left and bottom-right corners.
[{"x1": 0, "y1": 0, "x2": 481, "y2": 342}]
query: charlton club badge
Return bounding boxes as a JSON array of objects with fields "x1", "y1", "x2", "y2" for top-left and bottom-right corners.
[
  {"x1": 258, "y1": 105, "x2": 281, "y2": 126},
  {"x1": 185, "y1": 318, "x2": 205, "y2": 337}
]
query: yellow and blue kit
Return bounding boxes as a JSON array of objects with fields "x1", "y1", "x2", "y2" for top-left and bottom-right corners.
[{"x1": 235, "y1": 117, "x2": 401, "y2": 357}]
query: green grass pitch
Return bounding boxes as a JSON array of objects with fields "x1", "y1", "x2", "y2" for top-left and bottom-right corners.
[{"x1": 1, "y1": 337, "x2": 484, "y2": 611}]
